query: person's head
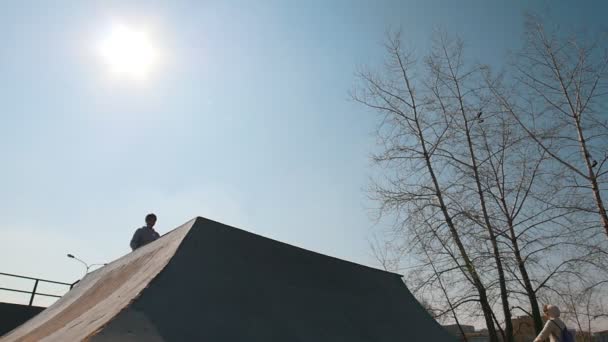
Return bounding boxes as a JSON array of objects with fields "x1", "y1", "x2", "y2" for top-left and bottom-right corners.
[
  {"x1": 543, "y1": 304, "x2": 561, "y2": 319},
  {"x1": 145, "y1": 213, "x2": 157, "y2": 228}
]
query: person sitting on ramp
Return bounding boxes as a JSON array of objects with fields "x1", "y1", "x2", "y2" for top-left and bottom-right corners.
[{"x1": 130, "y1": 213, "x2": 160, "y2": 251}]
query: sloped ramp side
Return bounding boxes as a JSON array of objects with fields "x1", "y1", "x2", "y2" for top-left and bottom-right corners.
[
  {"x1": 0, "y1": 219, "x2": 194, "y2": 342},
  {"x1": 92, "y1": 217, "x2": 454, "y2": 341}
]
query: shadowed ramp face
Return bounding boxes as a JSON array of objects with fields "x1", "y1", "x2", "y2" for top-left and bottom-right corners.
[
  {"x1": 95, "y1": 217, "x2": 454, "y2": 341},
  {"x1": 2, "y1": 217, "x2": 454, "y2": 341}
]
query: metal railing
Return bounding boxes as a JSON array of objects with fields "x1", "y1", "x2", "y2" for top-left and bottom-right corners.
[{"x1": 0, "y1": 272, "x2": 74, "y2": 306}]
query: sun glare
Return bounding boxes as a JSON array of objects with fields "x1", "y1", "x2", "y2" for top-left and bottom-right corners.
[{"x1": 98, "y1": 23, "x2": 159, "y2": 80}]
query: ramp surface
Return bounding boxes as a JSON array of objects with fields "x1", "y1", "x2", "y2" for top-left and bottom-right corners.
[{"x1": 2, "y1": 217, "x2": 453, "y2": 341}]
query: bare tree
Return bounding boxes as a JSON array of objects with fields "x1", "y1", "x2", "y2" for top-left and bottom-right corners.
[
  {"x1": 474, "y1": 105, "x2": 547, "y2": 334},
  {"x1": 475, "y1": 93, "x2": 606, "y2": 334},
  {"x1": 356, "y1": 17, "x2": 608, "y2": 340},
  {"x1": 492, "y1": 14, "x2": 608, "y2": 239},
  {"x1": 425, "y1": 33, "x2": 514, "y2": 342},
  {"x1": 409, "y1": 223, "x2": 471, "y2": 341},
  {"x1": 353, "y1": 31, "x2": 501, "y2": 341}
]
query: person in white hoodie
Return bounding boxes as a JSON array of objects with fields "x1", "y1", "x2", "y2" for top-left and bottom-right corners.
[{"x1": 534, "y1": 304, "x2": 573, "y2": 342}]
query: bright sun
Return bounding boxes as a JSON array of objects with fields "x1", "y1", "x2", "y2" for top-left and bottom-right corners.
[{"x1": 98, "y1": 23, "x2": 159, "y2": 80}]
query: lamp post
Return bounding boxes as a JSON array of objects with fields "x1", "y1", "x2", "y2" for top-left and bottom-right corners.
[{"x1": 67, "y1": 254, "x2": 107, "y2": 276}]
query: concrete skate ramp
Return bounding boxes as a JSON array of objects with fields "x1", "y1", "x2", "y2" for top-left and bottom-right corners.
[
  {"x1": 0, "y1": 219, "x2": 193, "y2": 342},
  {"x1": 2, "y1": 217, "x2": 453, "y2": 341}
]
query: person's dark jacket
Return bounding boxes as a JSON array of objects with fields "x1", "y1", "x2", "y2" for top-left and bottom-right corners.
[{"x1": 130, "y1": 226, "x2": 160, "y2": 250}]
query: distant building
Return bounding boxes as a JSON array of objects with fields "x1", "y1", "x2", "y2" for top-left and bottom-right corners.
[
  {"x1": 594, "y1": 330, "x2": 608, "y2": 342},
  {"x1": 512, "y1": 315, "x2": 542, "y2": 342},
  {"x1": 576, "y1": 330, "x2": 593, "y2": 341},
  {"x1": 444, "y1": 316, "x2": 605, "y2": 342},
  {"x1": 466, "y1": 332, "x2": 490, "y2": 342},
  {"x1": 443, "y1": 324, "x2": 475, "y2": 336},
  {"x1": 442, "y1": 324, "x2": 488, "y2": 341}
]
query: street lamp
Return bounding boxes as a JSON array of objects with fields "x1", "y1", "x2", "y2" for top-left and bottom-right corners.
[{"x1": 67, "y1": 254, "x2": 107, "y2": 276}]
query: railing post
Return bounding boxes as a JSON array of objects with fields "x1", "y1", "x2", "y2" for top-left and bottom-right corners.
[{"x1": 29, "y1": 279, "x2": 39, "y2": 306}]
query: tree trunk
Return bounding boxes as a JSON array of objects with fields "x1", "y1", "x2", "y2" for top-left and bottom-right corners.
[
  {"x1": 573, "y1": 113, "x2": 608, "y2": 238},
  {"x1": 420, "y1": 140, "x2": 499, "y2": 342},
  {"x1": 506, "y1": 215, "x2": 543, "y2": 334},
  {"x1": 464, "y1": 120, "x2": 514, "y2": 342},
  {"x1": 453, "y1": 76, "x2": 513, "y2": 341}
]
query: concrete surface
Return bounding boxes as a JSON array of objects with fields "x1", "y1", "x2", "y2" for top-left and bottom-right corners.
[{"x1": 1, "y1": 217, "x2": 453, "y2": 341}]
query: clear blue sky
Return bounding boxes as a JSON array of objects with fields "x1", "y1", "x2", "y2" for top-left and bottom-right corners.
[{"x1": 0, "y1": 0, "x2": 606, "y2": 303}]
